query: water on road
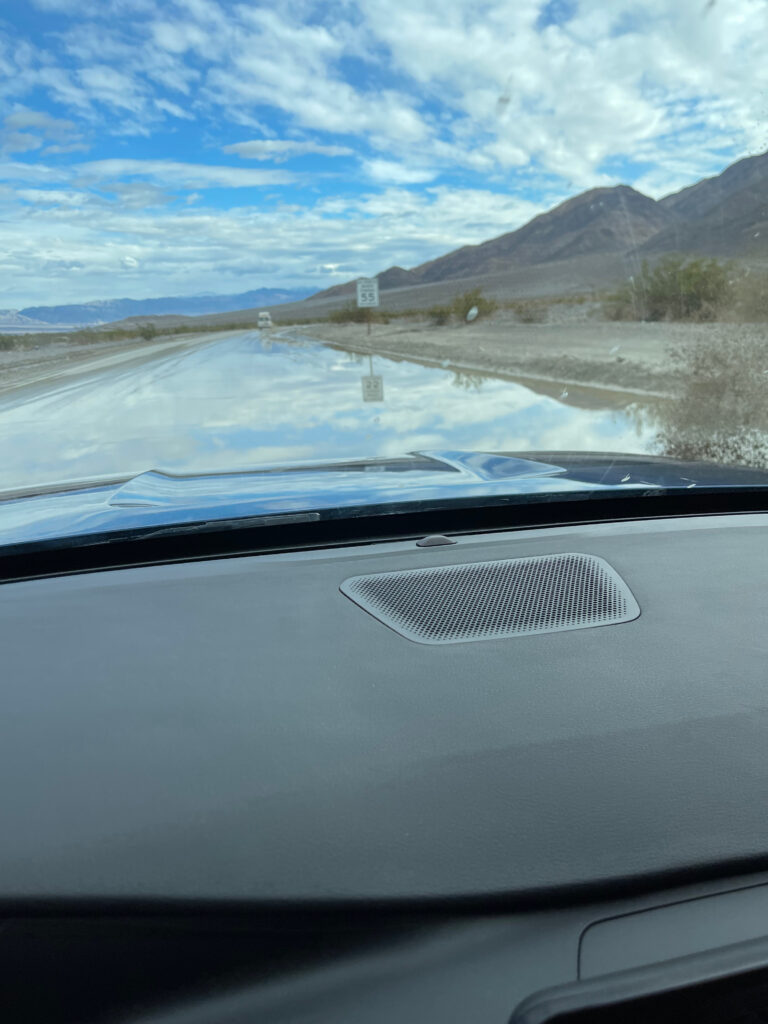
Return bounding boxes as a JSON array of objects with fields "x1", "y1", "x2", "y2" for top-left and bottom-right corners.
[{"x1": 0, "y1": 331, "x2": 659, "y2": 493}]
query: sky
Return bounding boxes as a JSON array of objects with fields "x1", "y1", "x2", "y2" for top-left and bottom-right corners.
[{"x1": 1, "y1": 0, "x2": 768, "y2": 308}]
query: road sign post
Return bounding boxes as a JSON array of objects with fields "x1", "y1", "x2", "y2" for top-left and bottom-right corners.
[{"x1": 356, "y1": 278, "x2": 379, "y2": 336}]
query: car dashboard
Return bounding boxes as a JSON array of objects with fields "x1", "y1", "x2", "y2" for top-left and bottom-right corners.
[{"x1": 3, "y1": 510, "x2": 768, "y2": 1022}]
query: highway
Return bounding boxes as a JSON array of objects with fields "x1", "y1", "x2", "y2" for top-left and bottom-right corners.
[{"x1": 0, "y1": 329, "x2": 656, "y2": 494}]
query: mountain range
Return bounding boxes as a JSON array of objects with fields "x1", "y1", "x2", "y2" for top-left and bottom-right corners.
[
  {"x1": 314, "y1": 149, "x2": 768, "y2": 302},
  {"x1": 1, "y1": 288, "x2": 314, "y2": 328}
]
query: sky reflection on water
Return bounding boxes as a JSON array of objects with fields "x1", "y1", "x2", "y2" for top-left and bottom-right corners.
[{"x1": 0, "y1": 331, "x2": 659, "y2": 492}]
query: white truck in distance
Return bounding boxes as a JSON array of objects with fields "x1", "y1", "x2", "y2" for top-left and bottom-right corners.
[{"x1": 257, "y1": 311, "x2": 273, "y2": 328}]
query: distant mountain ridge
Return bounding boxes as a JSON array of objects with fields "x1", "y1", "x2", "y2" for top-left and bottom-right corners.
[
  {"x1": 12, "y1": 288, "x2": 314, "y2": 326},
  {"x1": 659, "y1": 150, "x2": 768, "y2": 220},
  {"x1": 311, "y1": 149, "x2": 768, "y2": 302}
]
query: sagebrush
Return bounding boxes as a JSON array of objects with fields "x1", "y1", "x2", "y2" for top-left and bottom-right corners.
[{"x1": 606, "y1": 256, "x2": 734, "y2": 322}]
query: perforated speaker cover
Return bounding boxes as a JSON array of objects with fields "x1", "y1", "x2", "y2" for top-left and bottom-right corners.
[{"x1": 340, "y1": 552, "x2": 639, "y2": 644}]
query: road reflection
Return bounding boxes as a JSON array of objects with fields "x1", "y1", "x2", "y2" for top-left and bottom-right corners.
[{"x1": 0, "y1": 331, "x2": 661, "y2": 492}]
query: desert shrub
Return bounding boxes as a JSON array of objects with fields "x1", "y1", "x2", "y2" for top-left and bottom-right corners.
[
  {"x1": 327, "y1": 304, "x2": 389, "y2": 324},
  {"x1": 606, "y1": 256, "x2": 733, "y2": 322},
  {"x1": 428, "y1": 305, "x2": 452, "y2": 325},
  {"x1": 603, "y1": 283, "x2": 643, "y2": 321},
  {"x1": 450, "y1": 288, "x2": 497, "y2": 321},
  {"x1": 727, "y1": 269, "x2": 768, "y2": 322},
  {"x1": 507, "y1": 299, "x2": 547, "y2": 323},
  {"x1": 451, "y1": 370, "x2": 485, "y2": 391},
  {"x1": 328, "y1": 304, "x2": 364, "y2": 324}
]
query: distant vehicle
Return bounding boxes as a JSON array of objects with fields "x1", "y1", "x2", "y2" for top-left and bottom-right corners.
[{"x1": 257, "y1": 311, "x2": 272, "y2": 328}]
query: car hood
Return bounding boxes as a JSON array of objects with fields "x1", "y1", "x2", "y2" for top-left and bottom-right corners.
[{"x1": 1, "y1": 449, "x2": 767, "y2": 548}]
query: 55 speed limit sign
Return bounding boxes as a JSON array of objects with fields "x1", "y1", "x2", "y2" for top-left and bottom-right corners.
[{"x1": 356, "y1": 278, "x2": 379, "y2": 307}]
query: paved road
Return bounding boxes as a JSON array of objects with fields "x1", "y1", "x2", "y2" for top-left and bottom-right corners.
[
  {"x1": 0, "y1": 328, "x2": 657, "y2": 495},
  {"x1": 0, "y1": 331, "x2": 230, "y2": 400}
]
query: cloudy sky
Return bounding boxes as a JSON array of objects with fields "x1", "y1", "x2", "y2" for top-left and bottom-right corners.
[{"x1": 2, "y1": 0, "x2": 767, "y2": 308}]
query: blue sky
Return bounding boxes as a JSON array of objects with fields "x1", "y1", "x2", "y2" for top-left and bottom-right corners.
[{"x1": 1, "y1": 0, "x2": 766, "y2": 307}]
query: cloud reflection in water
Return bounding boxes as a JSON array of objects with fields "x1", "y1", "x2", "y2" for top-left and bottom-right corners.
[{"x1": 0, "y1": 332, "x2": 659, "y2": 492}]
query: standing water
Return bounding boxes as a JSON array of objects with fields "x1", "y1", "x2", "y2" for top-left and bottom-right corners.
[{"x1": 0, "y1": 331, "x2": 660, "y2": 493}]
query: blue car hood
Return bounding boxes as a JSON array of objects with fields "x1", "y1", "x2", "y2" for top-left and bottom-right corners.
[
  {"x1": 0, "y1": 449, "x2": 636, "y2": 547},
  {"x1": 1, "y1": 448, "x2": 763, "y2": 549}
]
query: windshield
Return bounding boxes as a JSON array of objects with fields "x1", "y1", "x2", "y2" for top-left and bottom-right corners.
[{"x1": 2, "y1": 1, "x2": 768, "y2": 542}]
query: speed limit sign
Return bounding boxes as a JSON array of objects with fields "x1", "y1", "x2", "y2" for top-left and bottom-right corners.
[{"x1": 356, "y1": 278, "x2": 380, "y2": 308}]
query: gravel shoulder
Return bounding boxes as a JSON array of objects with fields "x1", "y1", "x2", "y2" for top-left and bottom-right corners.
[
  {"x1": 287, "y1": 315, "x2": 754, "y2": 399},
  {"x1": 0, "y1": 331, "x2": 234, "y2": 395}
]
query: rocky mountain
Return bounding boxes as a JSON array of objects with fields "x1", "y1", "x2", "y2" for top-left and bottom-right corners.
[
  {"x1": 376, "y1": 266, "x2": 416, "y2": 289},
  {"x1": 16, "y1": 287, "x2": 314, "y2": 327},
  {"x1": 640, "y1": 152, "x2": 768, "y2": 258},
  {"x1": 310, "y1": 149, "x2": 768, "y2": 303},
  {"x1": 0, "y1": 310, "x2": 52, "y2": 329},
  {"x1": 411, "y1": 186, "x2": 675, "y2": 284},
  {"x1": 659, "y1": 150, "x2": 768, "y2": 221}
]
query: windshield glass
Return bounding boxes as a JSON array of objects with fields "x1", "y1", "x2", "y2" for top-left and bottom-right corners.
[{"x1": 2, "y1": 1, "x2": 767, "y2": 541}]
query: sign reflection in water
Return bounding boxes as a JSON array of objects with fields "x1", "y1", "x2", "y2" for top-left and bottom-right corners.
[
  {"x1": 0, "y1": 331, "x2": 659, "y2": 492},
  {"x1": 361, "y1": 353, "x2": 384, "y2": 402}
]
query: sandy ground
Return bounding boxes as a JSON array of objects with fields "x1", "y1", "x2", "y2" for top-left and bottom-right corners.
[{"x1": 288, "y1": 314, "x2": 767, "y2": 398}]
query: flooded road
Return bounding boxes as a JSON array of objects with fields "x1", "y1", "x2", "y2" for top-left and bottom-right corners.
[{"x1": 0, "y1": 330, "x2": 660, "y2": 493}]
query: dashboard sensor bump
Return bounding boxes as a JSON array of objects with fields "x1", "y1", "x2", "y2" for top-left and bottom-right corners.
[{"x1": 340, "y1": 552, "x2": 639, "y2": 644}]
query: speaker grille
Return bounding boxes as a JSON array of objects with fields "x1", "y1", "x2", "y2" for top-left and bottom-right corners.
[{"x1": 340, "y1": 553, "x2": 639, "y2": 644}]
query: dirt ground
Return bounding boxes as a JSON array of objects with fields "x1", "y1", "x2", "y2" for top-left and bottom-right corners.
[{"x1": 292, "y1": 314, "x2": 767, "y2": 398}]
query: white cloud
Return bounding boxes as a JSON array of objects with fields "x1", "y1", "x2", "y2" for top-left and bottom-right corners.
[
  {"x1": 108, "y1": 181, "x2": 175, "y2": 208},
  {"x1": 16, "y1": 188, "x2": 88, "y2": 206},
  {"x1": 11, "y1": 0, "x2": 768, "y2": 185},
  {"x1": 2, "y1": 105, "x2": 87, "y2": 156},
  {"x1": 2, "y1": 132, "x2": 42, "y2": 154},
  {"x1": 150, "y1": 19, "x2": 210, "y2": 55},
  {"x1": 43, "y1": 141, "x2": 91, "y2": 155},
  {"x1": 154, "y1": 98, "x2": 194, "y2": 120},
  {"x1": 0, "y1": 160, "x2": 69, "y2": 184},
  {"x1": 5, "y1": 108, "x2": 77, "y2": 134},
  {"x1": 0, "y1": 157, "x2": 297, "y2": 192},
  {"x1": 0, "y1": 173, "x2": 550, "y2": 307},
  {"x1": 362, "y1": 159, "x2": 436, "y2": 185},
  {"x1": 77, "y1": 159, "x2": 297, "y2": 189},
  {"x1": 77, "y1": 65, "x2": 147, "y2": 114},
  {"x1": 20, "y1": 65, "x2": 94, "y2": 113},
  {"x1": 223, "y1": 139, "x2": 354, "y2": 161},
  {"x1": 351, "y1": 0, "x2": 768, "y2": 183}
]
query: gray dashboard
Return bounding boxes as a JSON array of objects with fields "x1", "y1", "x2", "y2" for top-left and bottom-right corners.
[
  {"x1": 2, "y1": 512, "x2": 768, "y2": 902},
  {"x1": 5, "y1": 512, "x2": 768, "y2": 1022}
]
